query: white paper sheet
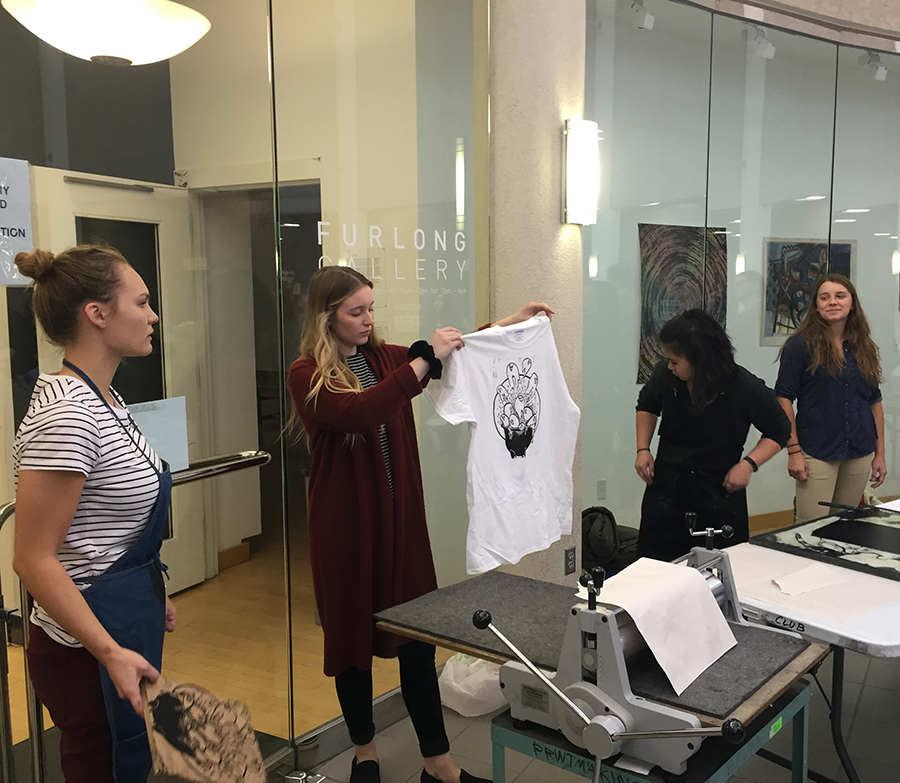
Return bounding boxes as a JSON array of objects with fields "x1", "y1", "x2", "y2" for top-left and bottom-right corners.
[
  {"x1": 130, "y1": 396, "x2": 190, "y2": 471},
  {"x1": 593, "y1": 558, "x2": 736, "y2": 695},
  {"x1": 612, "y1": 754, "x2": 654, "y2": 775},
  {"x1": 772, "y1": 562, "x2": 851, "y2": 596},
  {"x1": 730, "y1": 543, "x2": 900, "y2": 624}
]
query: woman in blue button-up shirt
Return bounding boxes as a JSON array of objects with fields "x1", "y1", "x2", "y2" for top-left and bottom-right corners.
[{"x1": 775, "y1": 274, "x2": 885, "y2": 523}]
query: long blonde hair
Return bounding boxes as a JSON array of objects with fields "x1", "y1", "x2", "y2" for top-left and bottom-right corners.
[{"x1": 299, "y1": 265, "x2": 384, "y2": 405}]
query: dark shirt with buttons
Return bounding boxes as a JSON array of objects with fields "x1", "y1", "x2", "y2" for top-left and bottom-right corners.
[
  {"x1": 637, "y1": 360, "x2": 791, "y2": 476},
  {"x1": 774, "y1": 334, "x2": 881, "y2": 462}
]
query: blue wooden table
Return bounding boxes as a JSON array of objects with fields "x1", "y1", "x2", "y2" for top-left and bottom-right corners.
[{"x1": 490, "y1": 681, "x2": 810, "y2": 783}]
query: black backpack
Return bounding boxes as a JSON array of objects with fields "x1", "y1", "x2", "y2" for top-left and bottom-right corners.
[{"x1": 581, "y1": 506, "x2": 639, "y2": 576}]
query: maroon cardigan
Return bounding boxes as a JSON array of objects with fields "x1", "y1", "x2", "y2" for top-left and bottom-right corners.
[{"x1": 288, "y1": 344, "x2": 438, "y2": 676}]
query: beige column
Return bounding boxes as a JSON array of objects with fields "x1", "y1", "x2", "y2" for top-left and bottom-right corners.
[{"x1": 489, "y1": 0, "x2": 586, "y2": 584}]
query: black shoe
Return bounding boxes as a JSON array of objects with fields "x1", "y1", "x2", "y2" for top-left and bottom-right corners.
[
  {"x1": 420, "y1": 769, "x2": 490, "y2": 783},
  {"x1": 351, "y1": 757, "x2": 381, "y2": 783}
]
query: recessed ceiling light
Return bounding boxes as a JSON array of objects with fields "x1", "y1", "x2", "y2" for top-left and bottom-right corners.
[
  {"x1": 640, "y1": 202, "x2": 661, "y2": 207},
  {"x1": 713, "y1": 230, "x2": 731, "y2": 235},
  {"x1": 833, "y1": 219, "x2": 856, "y2": 223},
  {"x1": 843, "y1": 209, "x2": 870, "y2": 213},
  {"x1": 730, "y1": 219, "x2": 741, "y2": 224},
  {"x1": 875, "y1": 232, "x2": 891, "y2": 236},
  {"x1": 794, "y1": 196, "x2": 827, "y2": 201}
]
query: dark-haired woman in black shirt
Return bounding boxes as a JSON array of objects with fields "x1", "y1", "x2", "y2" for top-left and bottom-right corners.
[{"x1": 634, "y1": 310, "x2": 791, "y2": 561}]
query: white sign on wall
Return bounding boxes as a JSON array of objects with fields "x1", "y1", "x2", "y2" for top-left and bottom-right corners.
[{"x1": 0, "y1": 157, "x2": 33, "y2": 285}]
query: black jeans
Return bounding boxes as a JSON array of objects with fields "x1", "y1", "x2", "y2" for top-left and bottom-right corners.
[
  {"x1": 637, "y1": 461, "x2": 749, "y2": 562},
  {"x1": 334, "y1": 640, "x2": 451, "y2": 757}
]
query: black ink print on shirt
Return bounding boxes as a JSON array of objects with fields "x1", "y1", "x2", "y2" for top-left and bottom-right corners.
[{"x1": 493, "y1": 358, "x2": 540, "y2": 457}]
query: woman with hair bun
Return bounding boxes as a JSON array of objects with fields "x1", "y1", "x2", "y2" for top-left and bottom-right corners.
[
  {"x1": 634, "y1": 309, "x2": 791, "y2": 561},
  {"x1": 13, "y1": 245, "x2": 174, "y2": 783},
  {"x1": 289, "y1": 265, "x2": 550, "y2": 783},
  {"x1": 775, "y1": 274, "x2": 885, "y2": 523}
]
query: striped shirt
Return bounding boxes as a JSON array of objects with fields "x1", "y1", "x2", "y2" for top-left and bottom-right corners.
[
  {"x1": 14, "y1": 374, "x2": 162, "y2": 647},
  {"x1": 346, "y1": 351, "x2": 393, "y2": 491}
]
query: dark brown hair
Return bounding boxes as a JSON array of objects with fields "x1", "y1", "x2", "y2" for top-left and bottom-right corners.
[
  {"x1": 658, "y1": 308, "x2": 737, "y2": 415},
  {"x1": 14, "y1": 245, "x2": 127, "y2": 346},
  {"x1": 785, "y1": 274, "x2": 882, "y2": 386}
]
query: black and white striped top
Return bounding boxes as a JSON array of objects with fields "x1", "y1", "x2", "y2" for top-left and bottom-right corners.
[
  {"x1": 14, "y1": 374, "x2": 162, "y2": 647},
  {"x1": 346, "y1": 351, "x2": 393, "y2": 491}
]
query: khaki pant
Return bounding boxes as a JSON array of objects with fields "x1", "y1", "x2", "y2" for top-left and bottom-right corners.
[{"x1": 794, "y1": 450, "x2": 873, "y2": 523}]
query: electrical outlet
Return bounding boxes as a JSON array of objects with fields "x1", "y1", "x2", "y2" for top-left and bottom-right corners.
[
  {"x1": 597, "y1": 479, "x2": 607, "y2": 501},
  {"x1": 565, "y1": 547, "x2": 577, "y2": 575}
]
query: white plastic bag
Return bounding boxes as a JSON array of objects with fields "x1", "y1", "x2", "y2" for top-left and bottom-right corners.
[{"x1": 438, "y1": 654, "x2": 507, "y2": 717}]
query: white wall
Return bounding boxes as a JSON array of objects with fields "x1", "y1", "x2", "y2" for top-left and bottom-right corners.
[{"x1": 490, "y1": 0, "x2": 585, "y2": 584}]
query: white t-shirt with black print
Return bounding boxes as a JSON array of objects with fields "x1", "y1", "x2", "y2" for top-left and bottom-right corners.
[
  {"x1": 14, "y1": 374, "x2": 162, "y2": 647},
  {"x1": 425, "y1": 316, "x2": 581, "y2": 573}
]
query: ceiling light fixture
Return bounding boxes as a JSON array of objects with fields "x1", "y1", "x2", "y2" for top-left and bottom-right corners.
[
  {"x1": 743, "y1": 25, "x2": 775, "y2": 60},
  {"x1": 860, "y1": 51, "x2": 888, "y2": 82},
  {"x1": 794, "y1": 195, "x2": 826, "y2": 201},
  {"x1": 842, "y1": 209, "x2": 870, "y2": 213},
  {"x1": 631, "y1": 0, "x2": 654, "y2": 31},
  {"x1": 1, "y1": 0, "x2": 211, "y2": 66}
]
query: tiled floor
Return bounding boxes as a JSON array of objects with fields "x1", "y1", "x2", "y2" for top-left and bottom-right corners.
[{"x1": 307, "y1": 649, "x2": 900, "y2": 783}]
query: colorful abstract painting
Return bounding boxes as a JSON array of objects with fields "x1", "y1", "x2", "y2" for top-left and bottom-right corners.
[
  {"x1": 637, "y1": 224, "x2": 727, "y2": 383},
  {"x1": 762, "y1": 239, "x2": 855, "y2": 346}
]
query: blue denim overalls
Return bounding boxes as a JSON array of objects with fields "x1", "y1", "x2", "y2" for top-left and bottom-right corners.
[{"x1": 63, "y1": 359, "x2": 172, "y2": 783}]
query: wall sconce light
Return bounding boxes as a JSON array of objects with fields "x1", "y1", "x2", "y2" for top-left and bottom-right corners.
[
  {"x1": 743, "y1": 25, "x2": 775, "y2": 60},
  {"x1": 562, "y1": 119, "x2": 600, "y2": 226},
  {"x1": 1, "y1": 0, "x2": 211, "y2": 66},
  {"x1": 892, "y1": 250, "x2": 900, "y2": 275},
  {"x1": 631, "y1": 0, "x2": 654, "y2": 31},
  {"x1": 735, "y1": 253, "x2": 746, "y2": 275},
  {"x1": 860, "y1": 51, "x2": 888, "y2": 82}
]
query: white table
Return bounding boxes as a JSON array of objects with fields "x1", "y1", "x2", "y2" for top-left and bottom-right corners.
[{"x1": 728, "y1": 540, "x2": 900, "y2": 783}]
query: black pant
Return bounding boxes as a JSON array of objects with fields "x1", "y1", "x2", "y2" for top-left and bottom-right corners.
[
  {"x1": 637, "y1": 462, "x2": 749, "y2": 562},
  {"x1": 334, "y1": 640, "x2": 450, "y2": 757}
]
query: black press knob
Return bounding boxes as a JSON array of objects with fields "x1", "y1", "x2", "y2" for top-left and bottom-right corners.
[
  {"x1": 721, "y1": 525, "x2": 734, "y2": 539},
  {"x1": 721, "y1": 718, "x2": 745, "y2": 744},
  {"x1": 472, "y1": 610, "x2": 492, "y2": 630}
]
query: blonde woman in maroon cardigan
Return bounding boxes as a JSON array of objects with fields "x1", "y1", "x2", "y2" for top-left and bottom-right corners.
[{"x1": 289, "y1": 266, "x2": 550, "y2": 783}]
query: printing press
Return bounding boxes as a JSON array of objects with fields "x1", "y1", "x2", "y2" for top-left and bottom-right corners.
[
  {"x1": 375, "y1": 516, "x2": 827, "y2": 781},
  {"x1": 471, "y1": 517, "x2": 822, "y2": 778}
]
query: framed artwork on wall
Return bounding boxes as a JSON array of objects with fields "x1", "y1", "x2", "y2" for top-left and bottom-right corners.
[
  {"x1": 637, "y1": 223, "x2": 727, "y2": 383},
  {"x1": 761, "y1": 238, "x2": 855, "y2": 346}
]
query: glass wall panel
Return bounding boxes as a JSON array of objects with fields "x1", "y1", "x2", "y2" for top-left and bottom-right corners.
[
  {"x1": 271, "y1": 0, "x2": 482, "y2": 741},
  {"x1": 0, "y1": 0, "x2": 291, "y2": 762},
  {"x1": 582, "y1": 0, "x2": 713, "y2": 525},
  {"x1": 832, "y1": 45, "x2": 900, "y2": 495},
  {"x1": 583, "y1": 0, "x2": 900, "y2": 535},
  {"x1": 707, "y1": 17, "x2": 838, "y2": 515}
]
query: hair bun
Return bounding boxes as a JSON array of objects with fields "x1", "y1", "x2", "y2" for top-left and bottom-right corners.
[{"x1": 15, "y1": 249, "x2": 56, "y2": 281}]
